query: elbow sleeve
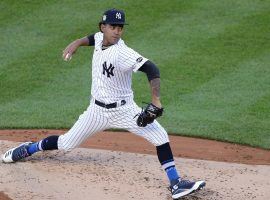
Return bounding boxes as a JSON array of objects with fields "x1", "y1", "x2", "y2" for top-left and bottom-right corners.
[
  {"x1": 138, "y1": 60, "x2": 160, "y2": 81},
  {"x1": 87, "y1": 34, "x2": 95, "y2": 46}
]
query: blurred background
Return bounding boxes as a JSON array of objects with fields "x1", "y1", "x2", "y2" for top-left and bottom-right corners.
[{"x1": 0, "y1": 0, "x2": 269, "y2": 148}]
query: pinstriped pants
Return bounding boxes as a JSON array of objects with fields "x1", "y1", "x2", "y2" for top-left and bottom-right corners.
[{"x1": 58, "y1": 99, "x2": 169, "y2": 150}]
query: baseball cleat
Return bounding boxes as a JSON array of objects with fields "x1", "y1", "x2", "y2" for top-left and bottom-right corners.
[
  {"x1": 2, "y1": 142, "x2": 33, "y2": 163},
  {"x1": 170, "y1": 179, "x2": 206, "y2": 199}
]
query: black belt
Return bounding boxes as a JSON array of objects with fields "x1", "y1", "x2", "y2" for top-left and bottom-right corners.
[{"x1": 95, "y1": 99, "x2": 126, "y2": 109}]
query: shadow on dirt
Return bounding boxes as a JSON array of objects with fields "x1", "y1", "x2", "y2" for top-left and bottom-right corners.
[{"x1": 180, "y1": 189, "x2": 219, "y2": 200}]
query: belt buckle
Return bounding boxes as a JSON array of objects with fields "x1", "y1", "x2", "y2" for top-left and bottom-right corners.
[{"x1": 115, "y1": 100, "x2": 126, "y2": 108}]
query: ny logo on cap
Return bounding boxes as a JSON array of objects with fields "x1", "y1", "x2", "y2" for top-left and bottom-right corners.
[{"x1": 116, "y1": 12, "x2": 121, "y2": 19}]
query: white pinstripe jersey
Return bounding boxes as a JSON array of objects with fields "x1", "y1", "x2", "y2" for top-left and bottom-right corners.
[{"x1": 91, "y1": 32, "x2": 148, "y2": 104}]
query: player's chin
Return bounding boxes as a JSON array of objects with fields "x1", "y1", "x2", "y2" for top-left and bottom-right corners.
[{"x1": 111, "y1": 37, "x2": 120, "y2": 44}]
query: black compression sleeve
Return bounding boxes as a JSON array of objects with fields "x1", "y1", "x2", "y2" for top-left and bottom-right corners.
[
  {"x1": 138, "y1": 60, "x2": 160, "y2": 81},
  {"x1": 87, "y1": 34, "x2": 95, "y2": 46},
  {"x1": 156, "y1": 142, "x2": 174, "y2": 165},
  {"x1": 41, "y1": 135, "x2": 59, "y2": 150}
]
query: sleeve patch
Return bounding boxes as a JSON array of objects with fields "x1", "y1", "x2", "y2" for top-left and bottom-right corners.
[{"x1": 136, "y1": 57, "x2": 143, "y2": 63}]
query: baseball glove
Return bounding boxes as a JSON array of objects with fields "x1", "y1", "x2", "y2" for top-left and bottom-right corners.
[{"x1": 136, "y1": 103, "x2": 164, "y2": 127}]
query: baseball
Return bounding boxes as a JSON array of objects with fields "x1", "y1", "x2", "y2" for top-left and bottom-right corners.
[{"x1": 65, "y1": 53, "x2": 72, "y2": 61}]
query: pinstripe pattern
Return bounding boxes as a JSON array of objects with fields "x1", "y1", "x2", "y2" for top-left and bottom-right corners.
[
  {"x1": 108, "y1": 101, "x2": 169, "y2": 146},
  {"x1": 58, "y1": 32, "x2": 169, "y2": 150},
  {"x1": 58, "y1": 103, "x2": 109, "y2": 150},
  {"x1": 91, "y1": 32, "x2": 148, "y2": 103},
  {"x1": 58, "y1": 100, "x2": 169, "y2": 150}
]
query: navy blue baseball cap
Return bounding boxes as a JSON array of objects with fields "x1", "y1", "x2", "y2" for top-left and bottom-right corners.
[{"x1": 100, "y1": 9, "x2": 128, "y2": 25}]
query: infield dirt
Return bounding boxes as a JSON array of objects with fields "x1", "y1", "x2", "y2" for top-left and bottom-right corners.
[{"x1": 0, "y1": 130, "x2": 270, "y2": 200}]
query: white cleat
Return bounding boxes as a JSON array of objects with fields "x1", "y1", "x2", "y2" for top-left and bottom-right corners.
[
  {"x1": 170, "y1": 179, "x2": 206, "y2": 199},
  {"x1": 2, "y1": 142, "x2": 33, "y2": 163}
]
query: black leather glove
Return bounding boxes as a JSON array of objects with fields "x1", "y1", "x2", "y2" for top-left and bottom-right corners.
[{"x1": 136, "y1": 103, "x2": 163, "y2": 127}]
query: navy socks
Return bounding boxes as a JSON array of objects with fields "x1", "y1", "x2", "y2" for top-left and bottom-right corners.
[
  {"x1": 27, "y1": 142, "x2": 41, "y2": 154},
  {"x1": 27, "y1": 135, "x2": 59, "y2": 155},
  {"x1": 166, "y1": 166, "x2": 180, "y2": 185},
  {"x1": 156, "y1": 143, "x2": 180, "y2": 185}
]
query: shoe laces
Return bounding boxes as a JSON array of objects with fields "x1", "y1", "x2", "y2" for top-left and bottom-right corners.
[
  {"x1": 169, "y1": 179, "x2": 191, "y2": 191},
  {"x1": 13, "y1": 145, "x2": 30, "y2": 160},
  {"x1": 179, "y1": 179, "x2": 192, "y2": 184}
]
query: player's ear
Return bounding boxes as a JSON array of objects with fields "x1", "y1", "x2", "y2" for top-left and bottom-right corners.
[{"x1": 99, "y1": 23, "x2": 106, "y2": 33}]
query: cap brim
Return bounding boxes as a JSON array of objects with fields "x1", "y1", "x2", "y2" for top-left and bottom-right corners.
[{"x1": 100, "y1": 21, "x2": 128, "y2": 25}]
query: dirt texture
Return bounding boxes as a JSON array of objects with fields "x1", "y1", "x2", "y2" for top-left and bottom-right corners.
[{"x1": 0, "y1": 130, "x2": 270, "y2": 200}]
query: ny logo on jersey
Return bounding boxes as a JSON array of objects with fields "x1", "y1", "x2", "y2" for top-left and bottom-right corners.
[
  {"x1": 102, "y1": 62, "x2": 115, "y2": 78},
  {"x1": 116, "y1": 12, "x2": 121, "y2": 19}
]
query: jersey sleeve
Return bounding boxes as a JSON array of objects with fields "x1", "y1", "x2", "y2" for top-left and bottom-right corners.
[
  {"x1": 118, "y1": 45, "x2": 148, "y2": 72},
  {"x1": 93, "y1": 32, "x2": 103, "y2": 47}
]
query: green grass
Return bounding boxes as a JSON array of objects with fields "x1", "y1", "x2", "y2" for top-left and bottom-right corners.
[{"x1": 0, "y1": 0, "x2": 269, "y2": 149}]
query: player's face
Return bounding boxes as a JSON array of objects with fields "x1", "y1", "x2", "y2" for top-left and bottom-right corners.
[{"x1": 101, "y1": 24, "x2": 124, "y2": 46}]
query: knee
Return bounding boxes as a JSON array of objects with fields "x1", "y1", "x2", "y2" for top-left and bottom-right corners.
[
  {"x1": 57, "y1": 135, "x2": 77, "y2": 151},
  {"x1": 154, "y1": 138, "x2": 169, "y2": 146},
  {"x1": 153, "y1": 133, "x2": 169, "y2": 146}
]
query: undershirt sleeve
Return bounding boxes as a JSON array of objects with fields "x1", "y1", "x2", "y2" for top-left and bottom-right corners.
[
  {"x1": 138, "y1": 60, "x2": 160, "y2": 81},
  {"x1": 87, "y1": 34, "x2": 95, "y2": 46}
]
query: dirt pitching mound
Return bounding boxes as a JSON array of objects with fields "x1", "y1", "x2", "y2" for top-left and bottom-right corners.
[
  {"x1": 1, "y1": 140, "x2": 270, "y2": 200},
  {"x1": 0, "y1": 130, "x2": 269, "y2": 165}
]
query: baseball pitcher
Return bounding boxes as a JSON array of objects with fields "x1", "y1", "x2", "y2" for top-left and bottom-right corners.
[{"x1": 2, "y1": 9, "x2": 205, "y2": 199}]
